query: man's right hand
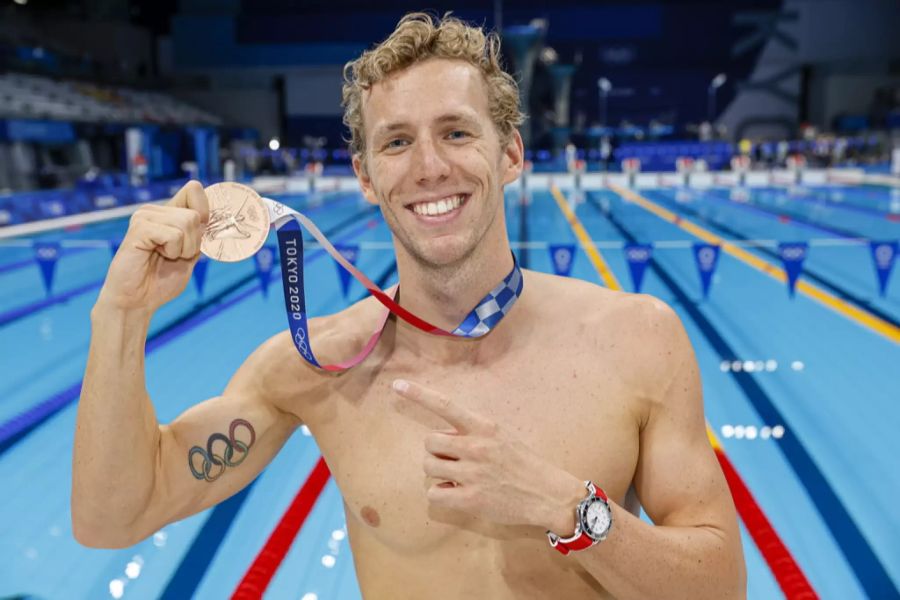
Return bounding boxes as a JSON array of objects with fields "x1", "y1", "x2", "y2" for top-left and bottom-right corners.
[{"x1": 97, "y1": 180, "x2": 210, "y2": 313}]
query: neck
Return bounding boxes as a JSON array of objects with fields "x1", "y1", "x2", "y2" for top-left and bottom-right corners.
[{"x1": 391, "y1": 231, "x2": 517, "y2": 363}]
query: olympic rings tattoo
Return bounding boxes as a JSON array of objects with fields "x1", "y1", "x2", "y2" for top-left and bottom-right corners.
[{"x1": 188, "y1": 418, "x2": 257, "y2": 482}]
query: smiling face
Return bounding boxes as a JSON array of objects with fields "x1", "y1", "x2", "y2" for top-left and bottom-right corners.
[{"x1": 353, "y1": 58, "x2": 523, "y2": 270}]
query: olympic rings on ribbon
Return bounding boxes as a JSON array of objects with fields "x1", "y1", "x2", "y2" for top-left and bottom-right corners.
[{"x1": 189, "y1": 418, "x2": 257, "y2": 482}]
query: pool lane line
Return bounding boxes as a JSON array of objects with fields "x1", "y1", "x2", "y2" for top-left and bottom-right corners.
[
  {"x1": 779, "y1": 186, "x2": 900, "y2": 220},
  {"x1": 0, "y1": 247, "x2": 93, "y2": 275},
  {"x1": 550, "y1": 187, "x2": 622, "y2": 290},
  {"x1": 582, "y1": 188, "x2": 898, "y2": 599},
  {"x1": 703, "y1": 187, "x2": 883, "y2": 240},
  {"x1": 642, "y1": 189, "x2": 900, "y2": 330},
  {"x1": 610, "y1": 184, "x2": 900, "y2": 345},
  {"x1": 0, "y1": 208, "x2": 383, "y2": 455},
  {"x1": 230, "y1": 459, "x2": 332, "y2": 599},
  {"x1": 0, "y1": 198, "x2": 375, "y2": 329},
  {"x1": 0, "y1": 279, "x2": 105, "y2": 327},
  {"x1": 161, "y1": 261, "x2": 398, "y2": 600},
  {"x1": 706, "y1": 429, "x2": 817, "y2": 599},
  {"x1": 549, "y1": 185, "x2": 818, "y2": 596}
]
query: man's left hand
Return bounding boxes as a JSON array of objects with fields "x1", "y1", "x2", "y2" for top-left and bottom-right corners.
[{"x1": 391, "y1": 379, "x2": 584, "y2": 533}]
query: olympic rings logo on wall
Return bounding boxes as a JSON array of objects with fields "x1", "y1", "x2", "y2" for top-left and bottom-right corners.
[{"x1": 188, "y1": 418, "x2": 257, "y2": 482}]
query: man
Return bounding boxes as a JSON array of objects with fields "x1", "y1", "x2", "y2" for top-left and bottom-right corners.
[{"x1": 73, "y1": 13, "x2": 746, "y2": 599}]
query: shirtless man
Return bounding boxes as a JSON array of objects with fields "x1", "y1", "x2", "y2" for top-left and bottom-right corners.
[{"x1": 73, "y1": 13, "x2": 746, "y2": 599}]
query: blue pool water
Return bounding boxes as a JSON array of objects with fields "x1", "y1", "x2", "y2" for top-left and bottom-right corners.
[{"x1": 0, "y1": 183, "x2": 898, "y2": 599}]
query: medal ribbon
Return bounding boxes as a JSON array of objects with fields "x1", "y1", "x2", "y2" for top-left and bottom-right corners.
[{"x1": 262, "y1": 197, "x2": 523, "y2": 371}]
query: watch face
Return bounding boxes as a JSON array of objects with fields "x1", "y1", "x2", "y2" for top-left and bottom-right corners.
[{"x1": 583, "y1": 498, "x2": 611, "y2": 538}]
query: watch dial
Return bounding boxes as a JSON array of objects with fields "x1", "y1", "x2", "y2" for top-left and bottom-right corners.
[{"x1": 585, "y1": 500, "x2": 610, "y2": 536}]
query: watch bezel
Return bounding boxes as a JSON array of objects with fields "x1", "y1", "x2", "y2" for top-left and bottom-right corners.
[{"x1": 578, "y1": 494, "x2": 613, "y2": 542}]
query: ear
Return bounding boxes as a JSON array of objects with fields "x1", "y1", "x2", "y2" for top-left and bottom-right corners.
[
  {"x1": 500, "y1": 129, "x2": 524, "y2": 187},
  {"x1": 352, "y1": 153, "x2": 379, "y2": 205}
]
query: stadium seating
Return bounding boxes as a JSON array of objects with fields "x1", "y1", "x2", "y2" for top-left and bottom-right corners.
[{"x1": 0, "y1": 72, "x2": 221, "y2": 126}]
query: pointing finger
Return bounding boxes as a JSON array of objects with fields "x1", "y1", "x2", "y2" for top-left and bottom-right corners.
[{"x1": 392, "y1": 379, "x2": 489, "y2": 434}]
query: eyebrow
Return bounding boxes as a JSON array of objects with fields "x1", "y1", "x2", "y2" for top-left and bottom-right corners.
[{"x1": 435, "y1": 112, "x2": 480, "y2": 127}]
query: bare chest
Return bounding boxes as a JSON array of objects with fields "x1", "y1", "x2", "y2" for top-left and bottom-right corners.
[{"x1": 304, "y1": 348, "x2": 642, "y2": 557}]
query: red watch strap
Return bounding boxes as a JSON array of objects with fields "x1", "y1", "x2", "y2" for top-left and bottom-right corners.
[{"x1": 553, "y1": 530, "x2": 596, "y2": 555}]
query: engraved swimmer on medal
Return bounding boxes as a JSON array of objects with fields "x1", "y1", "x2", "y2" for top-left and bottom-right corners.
[{"x1": 200, "y1": 182, "x2": 271, "y2": 262}]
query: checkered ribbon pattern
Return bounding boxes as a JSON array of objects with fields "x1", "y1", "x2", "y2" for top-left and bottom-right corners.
[
  {"x1": 264, "y1": 195, "x2": 524, "y2": 370},
  {"x1": 452, "y1": 256, "x2": 524, "y2": 337}
]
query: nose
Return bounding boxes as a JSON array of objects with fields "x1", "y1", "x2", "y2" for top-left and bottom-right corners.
[{"x1": 411, "y1": 135, "x2": 451, "y2": 185}]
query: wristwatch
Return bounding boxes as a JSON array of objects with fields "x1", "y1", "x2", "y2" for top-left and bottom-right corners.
[{"x1": 546, "y1": 480, "x2": 613, "y2": 555}]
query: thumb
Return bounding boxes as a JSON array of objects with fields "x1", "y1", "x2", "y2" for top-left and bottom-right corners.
[{"x1": 168, "y1": 180, "x2": 210, "y2": 225}]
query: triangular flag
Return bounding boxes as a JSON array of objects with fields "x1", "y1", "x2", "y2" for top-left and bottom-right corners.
[
  {"x1": 548, "y1": 244, "x2": 576, "y2": 277},
  {"x1": 33, "y1": 241, "x2": 61, "y2": 297},
  {"x1": 624, "y1": 244, "x2": 653, "y2": 293},
  {"x1": 778, "y1": 242, "x2": 808, "y2": 298},
  {"x1": 192, "y1": 255, "x2": 210, "y2": 298},
  {"x1": 254, "y1": 245, "x2": 277, "y2": 298},
  {"x1": 692, "y1": 243, "x2": 721, "y2": 299},
  {"x1": 870, "y1": 241, "x2": 897, "y2": 297},
  {"x1": 333, "y1": 244, "x2": 360, "y2": 299}
]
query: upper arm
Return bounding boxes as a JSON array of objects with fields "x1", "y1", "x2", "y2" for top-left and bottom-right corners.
[
  {"x1": 630, "y1": 297, "x2": 740, "y2": 538},
  {"x1": 130, "y1": 331, "x2": 304, "y2": 542}
]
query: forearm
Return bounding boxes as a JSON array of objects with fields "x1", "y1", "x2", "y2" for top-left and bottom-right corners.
[
  {"x1": 540, "y1": 478, "x2": 745, "y2": 600},
  {"x1": 577, "y1": 503, "x2": 744, "y2": 599},
  {"x1": 72, "y1": 303, "x2": 160, "y2": 540}
]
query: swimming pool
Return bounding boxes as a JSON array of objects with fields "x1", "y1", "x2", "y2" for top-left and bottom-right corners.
[{"x1": 1, "y1": 181, "x2": 897, "y2": 599}]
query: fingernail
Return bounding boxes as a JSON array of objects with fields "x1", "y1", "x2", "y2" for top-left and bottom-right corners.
[{"x1": 392, "y1": 379, "x2": 409, "y2": 392}]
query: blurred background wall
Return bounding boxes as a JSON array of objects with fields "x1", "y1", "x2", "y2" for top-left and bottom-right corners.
[{"x1": 1, "y1": 0, "x2": 898, "y2": 197}]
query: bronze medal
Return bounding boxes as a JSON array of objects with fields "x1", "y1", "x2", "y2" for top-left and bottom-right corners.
[{"x1": 201, "y1": 182, "x2": 271, "y2": 262}]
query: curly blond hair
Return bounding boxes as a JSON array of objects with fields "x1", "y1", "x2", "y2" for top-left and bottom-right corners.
[{"x1": 341, "y1": 12, "x2": 524, "y2": 158}]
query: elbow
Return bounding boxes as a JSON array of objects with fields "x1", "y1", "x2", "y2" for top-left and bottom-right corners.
[
  {"x1": 71, "y1": 504, "x2": 142, "y2": 549},
  {"x1": 71, "y1": 485, "x2": 149, "y2": 549},
  {"x1": 72, "y1": 516, "x2": 139, "y2": 549}
]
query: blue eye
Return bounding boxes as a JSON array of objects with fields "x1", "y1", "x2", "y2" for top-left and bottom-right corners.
[
  {"x1": 386, "y1": 139, "x2": 408, "y2": 149},
  {"x1": 447, "y1": 130, "x2": 469, "y2": 140}
]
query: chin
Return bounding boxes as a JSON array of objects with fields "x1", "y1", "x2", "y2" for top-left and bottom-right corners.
[{"x1": 409, "y1": 236, "x2": 477, "y2": 269}]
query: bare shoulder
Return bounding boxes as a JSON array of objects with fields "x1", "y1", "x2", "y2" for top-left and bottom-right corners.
[
  {"x1": 234, "y1": 294, "x2": 388, "y2": 423},
  {"x1": 525, "y1": 268, "x2": 677, "y2": 324},
  {"x1": 525, "y1": 270, "x2": 691, "y2": 395}
]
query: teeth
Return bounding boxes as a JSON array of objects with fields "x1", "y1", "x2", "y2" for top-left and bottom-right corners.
[{"x1": 412, "y1": 195, "x2": 464, "y2": 216}]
